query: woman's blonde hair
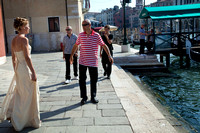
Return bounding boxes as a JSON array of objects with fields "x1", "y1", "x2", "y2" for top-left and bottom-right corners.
[{"x1": 14, "y1": 17, "x2": 28, "y2": 31}]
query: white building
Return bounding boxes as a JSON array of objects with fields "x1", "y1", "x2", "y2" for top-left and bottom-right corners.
[
  {"x1": 92, "y1": 6, "x2": 119, "y2": 26},
  {"x1": 84, "y1": 12, "x2": 100, "y2": 20},
  {"x1": 3, "y1": 0, "x2": 88, "y2": 52}
]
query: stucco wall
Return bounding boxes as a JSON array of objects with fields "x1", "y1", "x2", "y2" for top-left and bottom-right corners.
[
  {"x1": 3, "y1": 0, "x2": 84, "y2": 52},
  {"x1": 0, "y1": 1, "x2": 6, "y2": 65}
]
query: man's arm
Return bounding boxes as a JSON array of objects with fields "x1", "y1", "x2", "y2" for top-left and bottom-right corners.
[
  {"x1": 63, "y1": 48, "x2": 65, "y2": 59},
  {"x1": 70, "y1": 44, "x2": 78, "y2": 64},
  {"x1": 74, "y1": 35, "x2": 78, "y2": 57},
  {"x1": 102, "y1": 45, "x2": 114, "y2": 64},
  {"x1": 140, "y1": 29, "x2": 147, "y2": 36},
  {"x1": 63, "y1": 37, "x2": 66, "y2": 59},
  {"x1": 104, "y1": 34, "x2": 112, "y2": 44}
]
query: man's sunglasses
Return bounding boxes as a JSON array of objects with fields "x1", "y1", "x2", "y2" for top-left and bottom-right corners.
[
  {"x1": 82, "y1": 23, "x2": 89, "y2": 26},
  {"x1": 66, "y1": 29, "x2": 71, "y2": 31}
]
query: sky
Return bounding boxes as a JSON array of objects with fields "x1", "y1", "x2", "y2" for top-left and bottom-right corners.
[{"x1": 89, "y1": 0, "x2": 157, "y2": 12}]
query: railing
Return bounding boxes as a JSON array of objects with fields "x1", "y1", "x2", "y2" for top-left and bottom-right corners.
[{"x1": 154, "y1": 32, "x2": 200, "y2": 53}]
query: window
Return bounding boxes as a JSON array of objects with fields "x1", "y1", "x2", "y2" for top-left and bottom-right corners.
[
  {"x1": 48, "y1": 17, "x2": 60, "y2": 32},
  {"x1": 82, "y1": 0, "x2": 90, "y2": 14}
]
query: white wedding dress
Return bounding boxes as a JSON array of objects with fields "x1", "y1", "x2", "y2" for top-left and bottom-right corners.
[{"x1": 0, "y1": 45, "x2": 41, "y2": 131}]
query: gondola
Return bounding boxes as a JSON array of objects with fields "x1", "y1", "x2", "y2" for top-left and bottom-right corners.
[{"x1": 190, "y1": 48, "x2": 200, "y2": 62}]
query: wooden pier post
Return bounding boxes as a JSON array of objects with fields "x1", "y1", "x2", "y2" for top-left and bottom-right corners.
[
  {"x1": 160, "y1": 54, "x2": 170, "y2": 67},
  {"x1": 166, "y1": 53, "x2": 170, "y2": 67},
  {"x1": 186, "y1": 55, "x2": 190, "y2": 68},
  {"x1": 178, "y1": 19, "x2": 183, "y2": 68},
  {"x1": 160, "y1": 54, "x2": 163, "y2": 63}
]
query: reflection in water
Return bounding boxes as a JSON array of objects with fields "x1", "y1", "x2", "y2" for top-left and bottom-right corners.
[{"x1": 142, "y1": 55, "x2": 200, "y2": 132}]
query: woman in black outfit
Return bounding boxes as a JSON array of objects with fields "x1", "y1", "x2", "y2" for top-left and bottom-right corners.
[{"x1": 100, "y1": 25, "x2": 113, "y2": 79}]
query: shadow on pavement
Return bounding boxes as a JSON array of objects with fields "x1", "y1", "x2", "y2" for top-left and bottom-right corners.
[
  {"x1": 45, "y1": 81, "x2": 90, "y2": 93},
  {"x1": 98, "y1": 76, "x2": 109, "y2": 82},
  {"x1": 39, "y1": 82, "x2": 65, "y2": 90},
  {"x1": 0, "y1": 94, "x2": 6, "y2": 97},
  {"x1": 40, "y1": 102, "x2": 80, "y2": 120}
]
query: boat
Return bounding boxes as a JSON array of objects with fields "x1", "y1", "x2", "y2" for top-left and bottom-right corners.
[{"x1": 190, "y1": 48, "x2": 200, "y2": 62}]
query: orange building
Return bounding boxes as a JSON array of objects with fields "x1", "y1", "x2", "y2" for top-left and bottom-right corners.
[{"x1": 0, "y1": 1, "x2": 6, "y2": 65}]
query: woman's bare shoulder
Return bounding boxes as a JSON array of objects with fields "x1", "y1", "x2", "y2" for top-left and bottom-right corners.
[
  {"x1": 11, "y1": 36, "x2": 29, "y2": 50},
  {"x1": 21, "y1": 37, "x2": 29, "y2": 46},
  {"x1": 16, "y1": 36, "x2": 29, "y2": 45},
  {"x1": 11, "y1": 36, "x2": 19, "y2": 47},
  {"x1": 16, "y1": 35, "x2": 28, "y2": 41},
  {"x1": 12, "y1": 36, "x2": 18, "y2": 42}
]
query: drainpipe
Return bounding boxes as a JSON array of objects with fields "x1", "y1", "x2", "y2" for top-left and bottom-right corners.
[
  {"x1": 1, "y1": 0, "x2": 8, "y2": 53},
  {"x1": 65, "y1": 0, "x2": 69, "y2": 26}
]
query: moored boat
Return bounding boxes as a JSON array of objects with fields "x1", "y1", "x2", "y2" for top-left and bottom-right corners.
[{"x1": 190, "y1": 48, "x2": 200, "y2": 62}]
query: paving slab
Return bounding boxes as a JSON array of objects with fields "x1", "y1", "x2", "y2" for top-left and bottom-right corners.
[
  {"x1": 87, "y1": 126, "x2": 133, "y2": 133},
  {"x1": 0, "y1": 45, "x2": 184, "y2": 133}
]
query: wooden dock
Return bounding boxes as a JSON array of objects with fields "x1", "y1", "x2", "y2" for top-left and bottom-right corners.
[{"x1": 113, "y1": 45, "x2": 169, "y2": 76}]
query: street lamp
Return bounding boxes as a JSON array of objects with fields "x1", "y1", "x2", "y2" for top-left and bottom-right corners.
[{"x1": 120, "y1": 0, "x2": 131, "y2": 52}]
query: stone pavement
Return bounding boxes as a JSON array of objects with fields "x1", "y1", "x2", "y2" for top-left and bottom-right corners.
[{"x1": 0, "y1": 44, "x2": 183, "y2": 133}]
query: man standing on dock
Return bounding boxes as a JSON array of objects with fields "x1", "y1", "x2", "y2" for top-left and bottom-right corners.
[{"x1": 139, "y1": 24, "x2": 148, "y2": 54}]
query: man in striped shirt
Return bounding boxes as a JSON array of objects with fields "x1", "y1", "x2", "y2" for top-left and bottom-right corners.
[{"x1": 70, "y1": 19, "x2": 113, "y2": 105}]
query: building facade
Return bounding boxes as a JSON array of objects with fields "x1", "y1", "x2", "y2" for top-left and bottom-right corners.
[
  {"x1": 0, "y1": 0, "x2": 6, "y2": 65},
  {"x1": 129, "y1": 0, "x2": 143, "y2": 28},
  {"x1": 2, "y1": 0, "x2": 86, "y2": 52},
  {"x1": 107, "y1": 6, "x2": 119, "y2": 26},
  {"x1": 114, "y1": 6, "x2": 133, "y2": 29},
  {"x1": 84, "y1": 12, "x2": 100, "y2": 20},
  {"x1": 85, "y1": 6, "x2": 119, "y2": 26},
  {"x1": 150, "y1": 0, "x2": 173, "y2": 7},
  {"x1": 174, "y1": 0, "x2": 200, "y2": 5}
]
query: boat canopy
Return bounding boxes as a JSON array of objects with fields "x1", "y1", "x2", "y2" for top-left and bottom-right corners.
[{"x1": 139, "y1": 3, "x2": 200, "y2": 20}]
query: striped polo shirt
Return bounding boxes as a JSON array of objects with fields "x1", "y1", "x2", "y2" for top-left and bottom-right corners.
[{"x1": 76, "y1": 30, "x2": 105, "y2": 67}]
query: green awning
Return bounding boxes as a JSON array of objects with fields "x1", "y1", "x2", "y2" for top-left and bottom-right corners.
[{"x1": 139, "y1": 3, "x2": 200, "y2": 20}]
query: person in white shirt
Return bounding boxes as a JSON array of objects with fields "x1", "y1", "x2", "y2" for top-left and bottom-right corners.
[
  {"x1": 139, "y1": 24, "x2": 148, "y2": 54},
  {"x1": 63, "y1": 26, "x2": 78, "y2": 84}
]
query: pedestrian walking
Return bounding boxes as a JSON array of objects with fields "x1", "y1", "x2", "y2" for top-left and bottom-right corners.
[
  {"x1": 70, "y1": 19, "x2": 113, "y2": 105},
  {"x1": 0, "y1": 17, "x2": 41, "y2": 131},
  {"x1": 63, "y1": 26, "x2": 78, "y2": 84},
  {"x1": 100, "y1": 25, "x2": 113, "y2": 79}
]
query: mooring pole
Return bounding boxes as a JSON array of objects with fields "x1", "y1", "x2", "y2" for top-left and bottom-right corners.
[{"x1": 178, "y1": 19, "x2": 183, "y2": 68}]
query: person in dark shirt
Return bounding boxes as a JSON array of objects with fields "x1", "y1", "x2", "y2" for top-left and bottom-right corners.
[
  {"x1": 100, "y1": 25, "x2": 113, "y2": 79},
  {"x1": 147, "y1": 29, "x2": 154, "y2": 52}
]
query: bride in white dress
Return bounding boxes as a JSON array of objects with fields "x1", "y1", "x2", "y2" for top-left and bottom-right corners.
[{"x1": 0, "y1": 17, "x2": 41, "y2": 131}]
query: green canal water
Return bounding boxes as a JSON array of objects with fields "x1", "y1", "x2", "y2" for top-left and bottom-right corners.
[{"x1": 140, "y1": 55, "x2": 200, "y2": 132}]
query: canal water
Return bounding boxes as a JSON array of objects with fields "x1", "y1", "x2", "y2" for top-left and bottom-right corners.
[{"x1": 139, "y1": 55, "x2": 200, "y2": 132}]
